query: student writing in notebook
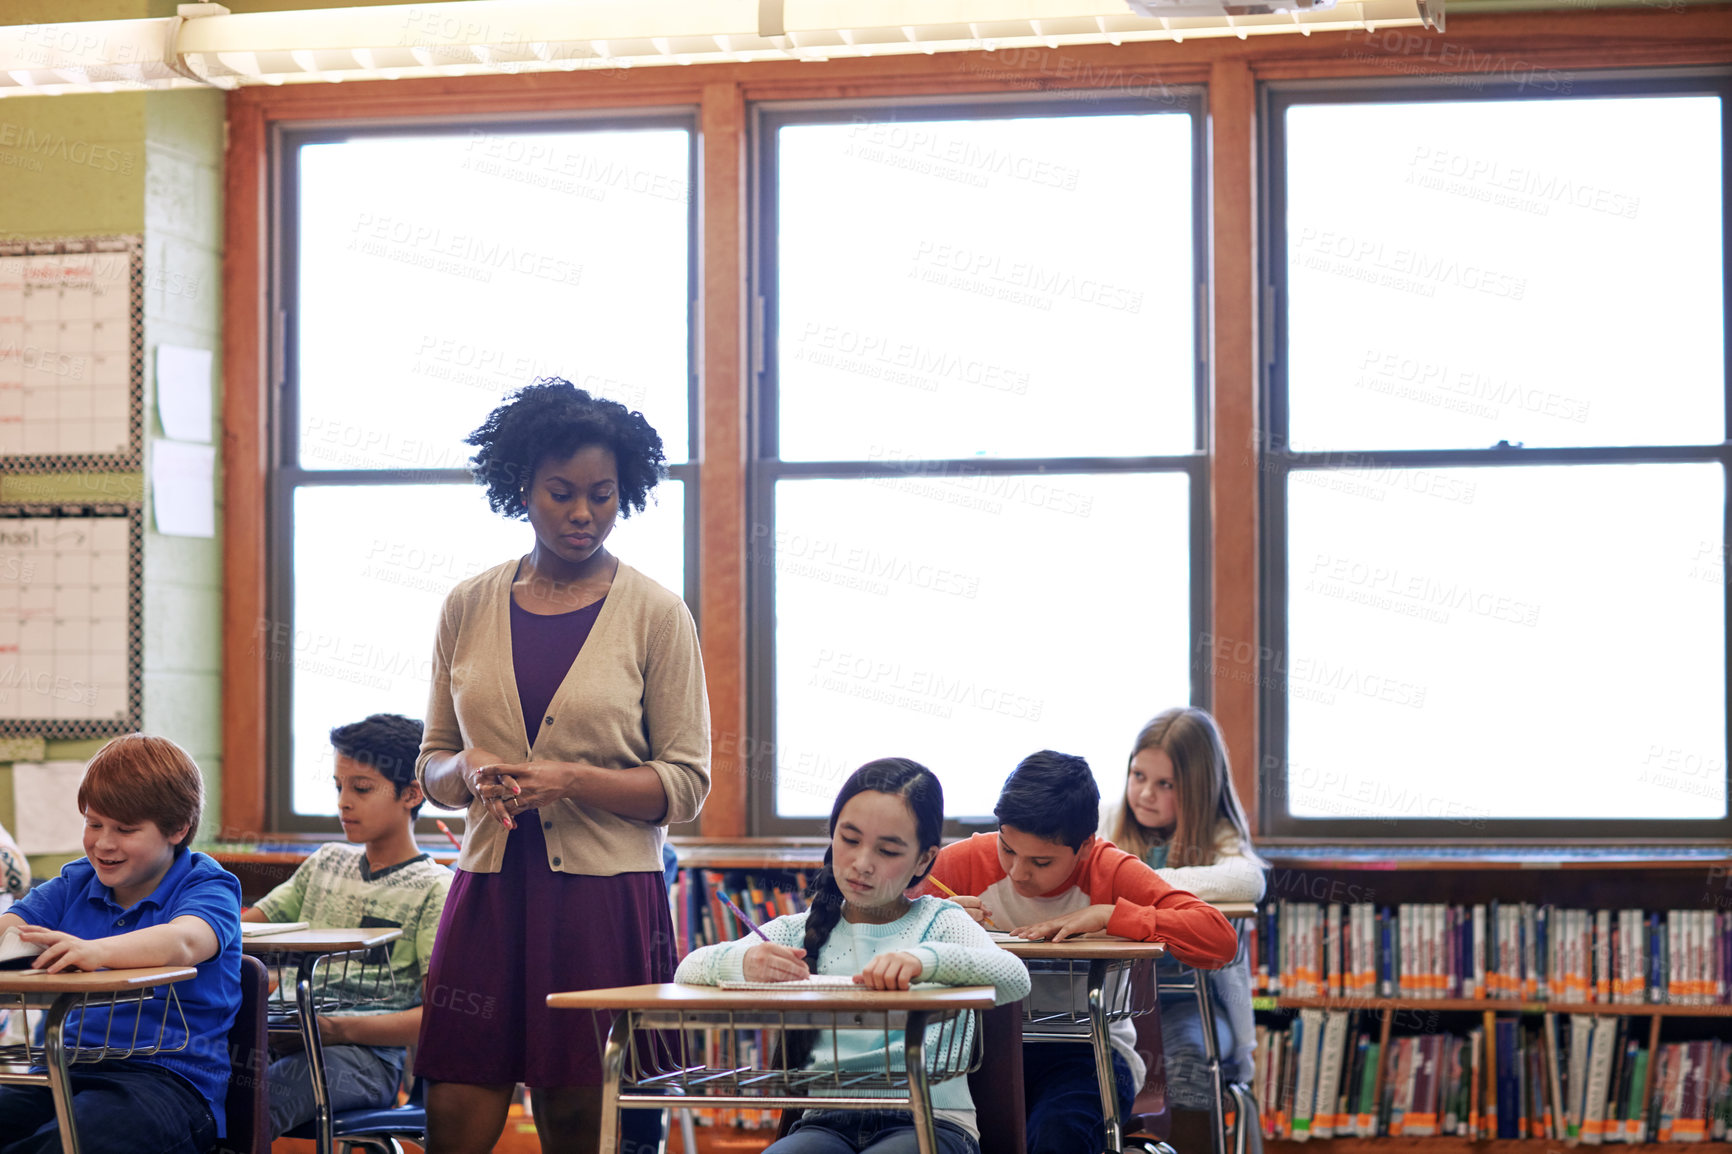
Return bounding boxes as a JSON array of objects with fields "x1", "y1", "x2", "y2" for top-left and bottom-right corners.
[
  {"x1": 243, "y1": 713, "x2": 451, "y2": 1138},
  {"x1": 1100, "y1": 707, "x2": 1266, "y2": 1116},
  {"x1": 676, "y1": 759, "x2": 1030, "y2": 1154},
  {"x1": 916, "y1": 750, "x2": 1237, "y2": 1154}
]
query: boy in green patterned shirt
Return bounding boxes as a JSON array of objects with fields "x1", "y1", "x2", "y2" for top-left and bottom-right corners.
[{"x1": 243, "y1": 714, "x2": 451, "y2": 1137}]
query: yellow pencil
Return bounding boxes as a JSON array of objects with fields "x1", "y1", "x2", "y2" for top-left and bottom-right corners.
[{"x1": 928, "y1": 876, "x2": 996, "y2": 928}]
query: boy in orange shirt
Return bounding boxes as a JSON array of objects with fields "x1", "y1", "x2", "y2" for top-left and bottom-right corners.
[{"x1": 919, "y1": 750, "x2": 1235, "y2": 1154}]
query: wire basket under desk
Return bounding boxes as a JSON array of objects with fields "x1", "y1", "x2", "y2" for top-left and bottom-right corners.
[
  {"x1": 1018, "y1": 955, "x2": 1157, "y2": 1038},
  {"x1": 249, "y1": 947, "x2": 400, "y2": 1025},
  {"x1": 0, "y1": 985, "x2": 189, "y2": 1068},
  {"x1": 597, "y1": 1003, "x2": 982, "y2": 1106}
]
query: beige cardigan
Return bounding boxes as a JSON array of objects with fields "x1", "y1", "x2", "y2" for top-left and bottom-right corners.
[{"x1": 416, "y1": 558, "x2": 711, "y2": 875}]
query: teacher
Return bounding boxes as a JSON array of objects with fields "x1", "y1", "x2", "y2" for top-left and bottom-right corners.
[{"x1": 415, "y1": 380, "x2": 710, "y2": 1154}]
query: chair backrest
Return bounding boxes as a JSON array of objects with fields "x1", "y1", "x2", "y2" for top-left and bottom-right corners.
[
  {"x1": 968, "y1": 1001, "x2": 1027, "y2": 1154},
  {"x1": 215, "y1": 954, "x2": 271, "y2": 1154},
  {"x1": 1128, "y1": 958, "x2": 1170, "y2": 1137}
]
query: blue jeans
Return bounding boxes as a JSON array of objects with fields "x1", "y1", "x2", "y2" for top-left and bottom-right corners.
[
  {"x1": 0, "y1": 1061, "x2": 216, "y2": 1154},
  {"x1": 267, "y1": 1042, "x2": 406, "y2": 1137},
  {"x1": 1023, "y1": 1043, "x2": 1136, "y2": 1154},
  {"x1": 1157, "y1": 988, "x2": 1239, "y2": 1112},
  {"x1": 770, "y1": 1108, "x2": 979, "y2": 1154}
]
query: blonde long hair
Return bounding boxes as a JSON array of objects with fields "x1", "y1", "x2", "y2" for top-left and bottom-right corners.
[{"x1": 1110, "y1": 707, "x2": 1264, "y2": 871}]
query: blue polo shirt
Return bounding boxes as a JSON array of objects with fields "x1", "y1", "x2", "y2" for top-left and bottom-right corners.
[{"x1": 12, "y1": 849, "x2": 243, "y2": 1137}]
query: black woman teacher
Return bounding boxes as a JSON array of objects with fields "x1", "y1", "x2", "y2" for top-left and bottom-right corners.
[{"x1": 415, "y1": 380, "x2": 709, "y2": 1154}]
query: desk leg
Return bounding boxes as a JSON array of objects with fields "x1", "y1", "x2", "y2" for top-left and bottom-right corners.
[
  {"x1": 43, "y1": 996, "x2": 79, "y2": 1154},
  {"x1": 298, "y1": 961, "x2": 334, "y2": 1154},
  {"x1": 903, "y1": 1011, "x2": 939, "y2": 1154},
  {"x1": 1193, "y1": 971, "x2": 1228, "y2": 1154},
  {"x1": 599, "y1": 1012, "x2": 630, "y2": 1154},
  {"x1": 1087, "y1": 961, "x2": 1120, "y2": 1154}
]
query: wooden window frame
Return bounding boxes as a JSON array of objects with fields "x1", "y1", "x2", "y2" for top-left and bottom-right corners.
[{"x1": 221, "y1": 11, "x2": 1732, "y2": 840}]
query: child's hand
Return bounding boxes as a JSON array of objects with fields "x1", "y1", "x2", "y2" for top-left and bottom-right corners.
[
  {"x1": 742, "y1": 943, "x2": 808, "y2": 982},
  {"x1": 21, "y1": 928, "x2": 108, "y2": 974},
  {"x1": 1015, "y1": 904, "x2": 1115, "y2": 942},
  {"x1": 945, "y1": 895, "x2": 995, "y2": 927},
  {"x1": 315, "y1": 1015, "x2": 349, "y2": 1045},
  {"x1": 856, "y1": 951, "x2": 924, "y2": 990}
]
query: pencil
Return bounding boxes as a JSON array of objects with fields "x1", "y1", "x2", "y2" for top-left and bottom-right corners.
[
  {"x1": 929, "y1": 876, "x2": 996, "y2": 928},
  {"x1": 434, "y1": 820, "x2": 463, "y2": 851},
  {"x1": 720, "y1": 893, "x2": 772, "y2": 943}
]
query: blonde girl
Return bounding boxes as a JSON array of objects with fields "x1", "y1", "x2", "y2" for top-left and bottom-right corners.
[{"x1": 1103, "y1": 707, "x2": 1265, "y2": 1111}]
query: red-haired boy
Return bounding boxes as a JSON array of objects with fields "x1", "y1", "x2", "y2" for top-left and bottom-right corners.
[{"x1": 0, "y1": 734, "x2": 242, "y2": 1154}]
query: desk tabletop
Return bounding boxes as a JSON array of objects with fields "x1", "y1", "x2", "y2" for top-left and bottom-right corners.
[
  {"x1": 995, "y1": 937, "x2": 1168, "y2": 960},
  {"x1": 549, "y1": 982, "x2": 997, "y2": 1013},
  {"x1": 240, "y1": 928, "x2": 401, "y2": 954},
  {"x1": 1211, "y1": 902, "x2": 1257, "y2": 920},
  {"x1": 0, "y1": 966, "x2": 197, "y2": 994}
]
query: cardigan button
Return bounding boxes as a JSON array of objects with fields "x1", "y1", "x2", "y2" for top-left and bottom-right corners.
[
  {"x1": 543, "y1": 821, "x2": 552, "y2": 830},
  {"x1": 544, "y1": 716, "x2": 554, "y2": 726},
  {"x1": 551, "y1": 857, "x2": 562, "y2": 867}
]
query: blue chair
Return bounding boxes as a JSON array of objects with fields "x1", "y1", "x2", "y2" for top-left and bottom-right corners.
[{"x1": 282, "y1": 1076, "x2": 426, "y2": 1154}]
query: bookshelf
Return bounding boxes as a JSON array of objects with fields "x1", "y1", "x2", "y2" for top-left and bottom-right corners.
[{"x1": 1251, "y1": 846, "x2": 1732, "y2": 1154}]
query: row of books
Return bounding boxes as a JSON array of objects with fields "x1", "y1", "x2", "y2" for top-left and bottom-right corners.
[
  {"x1": 1254, "y1": 1009, "x2": 1732, "y2": 1144},
  {"x1": 1256, "y1": 902, "x2": 1732, "y2": 1004},
  {"x1": 671, "y1": 868, "x2": 811, "y2": 957}
]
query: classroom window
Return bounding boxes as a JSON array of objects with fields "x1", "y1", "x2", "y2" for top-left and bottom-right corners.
[
  {"x1": 272, "y1": 118, "x2": 697, "y2": 828},
  {"x1": 1261, "y1": 77, "x2": 1731, "y2": 837},
  {"x1": 750, "y1": 96, "x2": 1209, "y2": 830}
]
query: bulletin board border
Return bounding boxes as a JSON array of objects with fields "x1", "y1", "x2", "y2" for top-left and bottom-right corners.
[
  {"x1": 0, "y1": 503, "x2": 143, "y2": 741},
  {"x1": 0, "y1": 235, "x2": 144, "y2": 475}
]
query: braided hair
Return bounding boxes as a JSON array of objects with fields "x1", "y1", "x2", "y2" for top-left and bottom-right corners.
[{"x1": 784, "y1": 757, "x2": 944, "y2": 1069}]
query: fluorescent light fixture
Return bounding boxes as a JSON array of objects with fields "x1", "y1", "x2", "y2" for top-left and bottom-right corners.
[{"x1": 0, "y1": 0, "x2": 1442, "y2": 98}]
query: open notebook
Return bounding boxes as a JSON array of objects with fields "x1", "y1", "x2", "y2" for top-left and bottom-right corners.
[
  {"x1": 719, "y1": 975, "x2": 942, "y2": 991},
  {"x1": 240, "y1": 922, "x2": 310, "y2": 938}
]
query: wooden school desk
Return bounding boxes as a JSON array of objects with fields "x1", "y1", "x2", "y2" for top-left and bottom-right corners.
[
  {"x1": 242, "y1": 927, "x2": 402, "y2": 1154},
  {"x1": 998, "y1": 937, "x2": 1169, "y2": 1154},
  {"x1": 550, "y1": 981, "x2": 996, "y2": 1154},
  {"x1": 0, "y1": 966, "x2": 198, "y2": 1154}
]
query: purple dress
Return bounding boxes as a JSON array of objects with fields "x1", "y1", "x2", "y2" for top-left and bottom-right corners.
[{"x1": 415, "y1": 594, "x2": 677, "y2": 1087}]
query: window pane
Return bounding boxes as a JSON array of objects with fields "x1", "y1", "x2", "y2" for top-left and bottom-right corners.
[
  {"x1": 1285, "y1": 462, "x2": 1726, "y2": 822},
  {"x1": 777, "y1": 113, "x2": 1194, "y2": 462},
  {"x1": 772, "y1": 473, "x2": 1190, "y2": 817},
  {"x1": 289, "y1": 480, "x2": 685, "y2": 816},
  {"x1": 1285, "y1": 96, "x2": 1723, "y2": 450},
  {"x1": 297, "y1": 128, "x2": 691, "y2": 469}
]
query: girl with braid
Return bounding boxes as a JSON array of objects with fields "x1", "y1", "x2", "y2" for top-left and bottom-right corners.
[{"x1": 675, "y1": 759, "x2": 1030, "y2": 1154}]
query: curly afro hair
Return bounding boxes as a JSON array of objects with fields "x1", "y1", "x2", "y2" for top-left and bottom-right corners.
[{"x1": 466, "y1": 378, "x2": 667, "y2": 519}]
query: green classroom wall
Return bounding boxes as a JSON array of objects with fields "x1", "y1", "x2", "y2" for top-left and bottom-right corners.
[{"x1": 0, "y1": 81, "x2": 225, "y2": 874}]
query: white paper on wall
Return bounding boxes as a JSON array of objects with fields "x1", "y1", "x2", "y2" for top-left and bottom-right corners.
[{"x1": 11, "y1": 761, "x2": 87, "y2": 855}]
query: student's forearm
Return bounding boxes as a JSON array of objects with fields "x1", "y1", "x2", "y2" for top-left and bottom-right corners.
[
  {"x1": 329, "y1": 1007, "x2": 420, "y2": 1048},
  {"x1": 94, "y1": 922, "x2": 217, "y2": 968},
  {"x1": 566, "y1": 764, "x2": 670, "y2": 823},
  {"x1": 240, "y1": 908, "x2": 268, "y2": 923}
]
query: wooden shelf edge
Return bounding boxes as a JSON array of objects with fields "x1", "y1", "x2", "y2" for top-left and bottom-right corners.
[
  {"x1": 1266, "y1": 997, "x2": 1732, "y2": 1017},
  {"x1": 1260, "y1": 1136, "x2": 1732, "y2": 1143}
]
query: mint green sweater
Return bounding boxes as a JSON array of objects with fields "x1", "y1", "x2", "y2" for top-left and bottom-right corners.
[{"x1": 675, "y1": 896, "x2": 1030, "y2": 1137}]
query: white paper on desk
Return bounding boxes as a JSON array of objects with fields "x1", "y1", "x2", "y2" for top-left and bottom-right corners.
[
  {"x1": 155, "y1": 345, "x2": 213, "y2": 443},
  {"x1": 151, "y1": 440, "x2": 216, "y2": 538},
  {"x1": 11, "y1": 762, "x2": 88, "y2": 856}
]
